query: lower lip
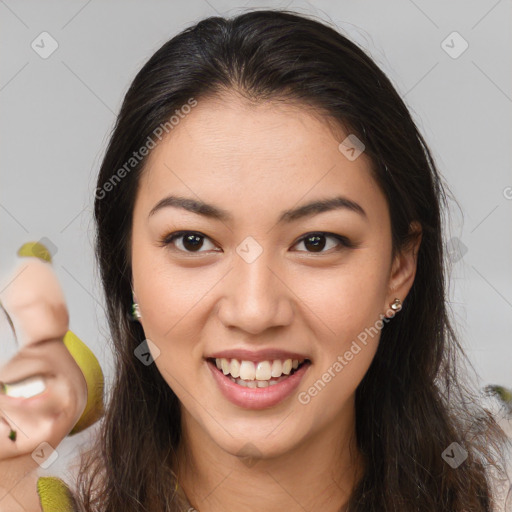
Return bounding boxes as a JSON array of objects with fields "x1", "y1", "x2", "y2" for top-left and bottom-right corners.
[{"x1": 206, "y1": 359, "x2": 311, "y2": 410}]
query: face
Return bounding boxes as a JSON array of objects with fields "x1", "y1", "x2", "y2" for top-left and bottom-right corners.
[{"x1": 130, "y1": 93, "x2": 418, "y2": 460}]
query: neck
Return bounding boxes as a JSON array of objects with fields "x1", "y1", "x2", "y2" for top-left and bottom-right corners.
[
  {"x1": 176, "y1": 397, "x2": 362, "y2": 512},
  {"x1": 0, "y1": 456, "x2": 42, "y2": 511}
]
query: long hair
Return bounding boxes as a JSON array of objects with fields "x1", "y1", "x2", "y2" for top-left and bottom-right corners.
[{"x1": 78, "y1": 9, "x2": 509, "y2": 511}]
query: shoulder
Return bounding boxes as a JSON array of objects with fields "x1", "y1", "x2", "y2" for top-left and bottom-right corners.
[{"x1": 37, "y1": 477, "x2": 76, "y2": 512}]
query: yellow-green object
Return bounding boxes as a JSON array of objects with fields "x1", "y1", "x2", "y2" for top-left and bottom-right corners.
[
  {"x1": 17, "y1": 241, "x2": 52, "y2": 263},
  {"x1": 488, "y1": 385, "x2": 512, "y2": 404},
  {"x1": 37, "y1": 477, "x2": 74, "y2": 512},
  {"x1": 16, "y1": 241, "x2": 105, "y2": 433},
  {"x1": 15, "y1": 241, "x2": 104, "y2": 509},
  {"x1": 63, "y1": 330, "x2": 104, "y2": 435}
]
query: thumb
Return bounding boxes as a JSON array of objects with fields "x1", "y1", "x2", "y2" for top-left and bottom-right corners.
[{"x1": 0, "y1": 241, "x2": 69, "y2": 348}]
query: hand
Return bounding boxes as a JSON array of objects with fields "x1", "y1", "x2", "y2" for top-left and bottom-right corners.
[{"x1": 0, "y1": 242, "x2": 103, "y2": 511}]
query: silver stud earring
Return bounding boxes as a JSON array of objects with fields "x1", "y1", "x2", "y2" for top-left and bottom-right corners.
[{"x1": 390, "y1": 298, "x2": 402, "y2": 312}]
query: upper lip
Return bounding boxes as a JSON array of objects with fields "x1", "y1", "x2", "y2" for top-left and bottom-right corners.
[{"x1": 206, "y1": 348, "x2": 311, "y2": 363}]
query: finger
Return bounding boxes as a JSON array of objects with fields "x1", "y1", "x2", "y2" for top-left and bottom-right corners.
[{"x1": 0, "y1": 242, "x2": 69, "y2": 347}]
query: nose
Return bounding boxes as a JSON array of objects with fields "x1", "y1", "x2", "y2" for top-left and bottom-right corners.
[{"x1": 217, "y1": 250, "x2": 294, "y2": 336}]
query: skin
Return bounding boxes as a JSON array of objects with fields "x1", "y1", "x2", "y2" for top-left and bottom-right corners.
[
  {"x1": 131, "y1": 91, "x2": 421, "y2": 512},
  {"x1": 0, "y1": 258, "x2": 88, "y2": 512}
]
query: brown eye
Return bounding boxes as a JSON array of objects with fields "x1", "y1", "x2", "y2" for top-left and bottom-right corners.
[
  {"x1": 160, "y1": 231, "x2": 218, "y2": 253},
  {"x1": 180, "y1": 233, "x2": 204, "y2": 251},
  {"x1": 293, "y1": 232, "x2": 351, "y2": 253},
  {"x1": 303, "y1": 234, "x2": 328, "y2": 252}
]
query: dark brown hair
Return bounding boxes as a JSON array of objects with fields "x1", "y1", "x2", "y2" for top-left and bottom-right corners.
[{"x1": 78, "y1": 9, "x2": 509, "y2": 511}]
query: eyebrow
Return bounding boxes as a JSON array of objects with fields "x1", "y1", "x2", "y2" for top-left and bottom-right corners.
[{"x1": 148, "y1": 194, "x2": 367, "y2": 223}]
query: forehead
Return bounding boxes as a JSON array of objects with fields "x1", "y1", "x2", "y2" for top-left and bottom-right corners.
[{"x1": 136, "y1": 92, "x2": 386, "y2": 226}]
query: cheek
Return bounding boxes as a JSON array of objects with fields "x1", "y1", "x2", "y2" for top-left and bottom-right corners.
[
  {"x1": 132, "y1": 253, "x2": 209, "y2": 381},
  {"x1": 295, "y1": 255, "x2": 390, "y2": 338},
  {"x1": 296, "y1": 264, "x2": 387, "y2": 415},
  {"x1": 291, "y1": 252, "x2": 390, "y2": 401},
  {"x1": 137, "y1": 269, "x2": 213, "y2": 345},
  {"x1": 133, "y1": 244, "x2": 193, "y2": 334}
]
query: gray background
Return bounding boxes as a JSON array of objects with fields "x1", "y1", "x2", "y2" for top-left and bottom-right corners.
[{"x1": 1, "y1": 0, "x2": 511, "y2": 474}]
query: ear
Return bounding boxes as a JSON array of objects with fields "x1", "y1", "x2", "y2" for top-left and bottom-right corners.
[{"x1": 384, "y1": 221, "x2": 422, "y2": 316}]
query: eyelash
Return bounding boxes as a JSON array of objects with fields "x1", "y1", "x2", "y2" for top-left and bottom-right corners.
[{"x1": 158, "y1": 231, "x2": 355, "y2": 255}]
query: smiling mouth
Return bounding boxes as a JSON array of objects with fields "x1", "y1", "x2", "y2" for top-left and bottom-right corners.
[{"x1": 207, "y1": 357, "x2": 311, "y2": 388}]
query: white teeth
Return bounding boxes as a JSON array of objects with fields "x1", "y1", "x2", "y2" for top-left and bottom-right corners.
[
  {"x1": 255, "y1": 361, "x2": 272, "y2": 380},
  {"x1": 271, "y1": 360, "x2": 283, "y2": 377},
  {"x1": 239, "y1": 360, "x2": 256, "y2": 380},
  {"x1": 231, "y1": 374, "x2": 291, "y2": 388},
  {"x1": 230, "y1": 358, "x2": 240, "y2": 378},
  {"x1": 282, "y1": 359, "x2": 293, "y2": 375},
  {"x1": 213, "y1": 357, "x2": 308, "y2": 382}
]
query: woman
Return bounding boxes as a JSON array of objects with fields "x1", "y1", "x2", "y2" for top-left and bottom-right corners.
[{"x1": 13, "y1": 8, "x2": 512, "y2": 511}]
